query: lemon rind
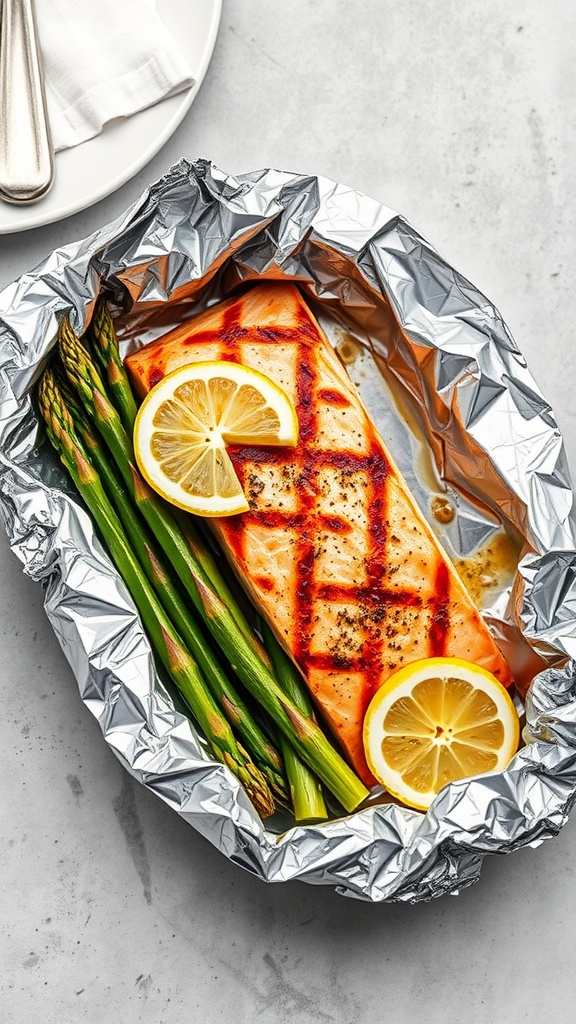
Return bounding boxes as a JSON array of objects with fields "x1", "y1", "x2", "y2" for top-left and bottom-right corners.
[{"x1": 363, "y1": 657, "x2": 519, "y2": 812}]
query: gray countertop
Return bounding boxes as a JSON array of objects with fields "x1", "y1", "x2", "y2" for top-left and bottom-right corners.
[{"x1": 2, "y1": 2, "x2": 575, "y2": 1021}]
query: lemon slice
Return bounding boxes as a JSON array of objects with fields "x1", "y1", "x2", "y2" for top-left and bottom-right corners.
[
  {"x1": 133, "y1": 361, "x2": 299, "y2": 516},
  {"x1": 363, "y1": 657, "x2": 519, "y2": 811}
]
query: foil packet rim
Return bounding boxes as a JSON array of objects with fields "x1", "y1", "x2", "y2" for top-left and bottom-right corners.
[{"x1": 0, "y1": 157, "x2": 575, "y2": 903}]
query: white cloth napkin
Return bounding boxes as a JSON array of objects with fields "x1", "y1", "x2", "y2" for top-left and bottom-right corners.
[{"x1": 35, "y1": 0, "x2": 195, "y2": 152}]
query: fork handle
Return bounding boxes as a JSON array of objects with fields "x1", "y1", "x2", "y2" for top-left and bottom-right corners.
[{"x1": 0, "y1": 0, "x2": 54, "y2": 203}]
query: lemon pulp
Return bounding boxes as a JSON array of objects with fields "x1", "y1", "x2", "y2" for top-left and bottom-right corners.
[{"x1": 363, "y1": 657, "x2": 519, "y2": 811}]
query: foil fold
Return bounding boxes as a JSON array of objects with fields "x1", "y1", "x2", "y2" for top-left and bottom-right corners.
[{"x1": 1, "y1": 158, "x2": 576, "y2": 902}]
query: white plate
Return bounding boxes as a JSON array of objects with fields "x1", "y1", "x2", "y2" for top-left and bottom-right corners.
[{"x1": 0, "y1": 0, "x2": 222, "y2": 235}]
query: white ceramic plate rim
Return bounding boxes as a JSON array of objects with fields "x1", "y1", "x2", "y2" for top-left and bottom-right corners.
[{"x1": 0, "y1": 0, "x2": 222, "y2": 235}]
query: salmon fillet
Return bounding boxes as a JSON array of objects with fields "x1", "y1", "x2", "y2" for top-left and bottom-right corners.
[{"x1": 126, "y1": 283, "x2": 514, "y2": 785}]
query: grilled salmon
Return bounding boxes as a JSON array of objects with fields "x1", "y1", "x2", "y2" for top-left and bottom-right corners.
[{"x1": 126, "y1": 283, "x2": 514, "y2": 785}]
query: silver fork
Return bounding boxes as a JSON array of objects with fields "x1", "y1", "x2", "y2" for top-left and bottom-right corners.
[{"x1": 0, "y1": 0, "x2": 54, "y2": 204}]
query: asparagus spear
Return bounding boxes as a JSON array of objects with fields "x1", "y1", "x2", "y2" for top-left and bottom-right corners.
[
  {"x1": 262, "y1": 623, "x2": 328, "y2": 823},
  {"x1": 58, "y1": 316, "x2": 369, "y2": 812},
  {"x1": 90, "y1": 297, "x2": 138, "y2": 435},
  {"x1": 38, "y1": 368, "x2": 275, "y2": 819},
  {"x1": 55, "y1": 368, "x2": 287, "y2": 803}
]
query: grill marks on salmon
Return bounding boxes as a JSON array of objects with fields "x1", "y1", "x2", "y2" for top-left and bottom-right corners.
[{"x1": 126, "y1": 283, "x2": 514, "y2": 786}]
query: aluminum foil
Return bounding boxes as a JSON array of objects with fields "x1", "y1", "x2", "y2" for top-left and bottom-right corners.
[{"x1": 2, "y1": 158, "x2": 576, "y2": 904}]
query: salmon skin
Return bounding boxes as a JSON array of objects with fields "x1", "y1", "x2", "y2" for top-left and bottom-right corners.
[{"x1": 126, "y1": 283, "x2": 514, "y2": 786}]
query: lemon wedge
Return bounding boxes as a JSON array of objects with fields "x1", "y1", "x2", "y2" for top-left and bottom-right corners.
[
  {"x1": 363, "y1": 657, "x2": 519, "y2": 811},
  {"x1": 133, "y1": 361, "x2": 299, "y2": 516}
]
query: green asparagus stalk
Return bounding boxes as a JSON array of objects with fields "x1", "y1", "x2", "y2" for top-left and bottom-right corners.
[
  {"x1": 58, "y1": 317, "x2": 369, "y2": 812},
  {"x1": 179, "y1": 516, "x2": 265, "y2": 654},
  {"x1": 90, "y1": 297, "x2": 138, "y2": 435},
  {"x1": 38, "y1": 368, "x2": 275, "y2": 819},
  {"x1": 262, "y1": 623, "x2": 328, "y2": 823},
  {"x1": 56, "y1": 370, "x2": 287, "y2": 803}
]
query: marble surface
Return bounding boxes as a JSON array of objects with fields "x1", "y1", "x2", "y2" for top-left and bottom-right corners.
[{"x1": 2, "y1": 1, "x2": 576, "y2": 1020}]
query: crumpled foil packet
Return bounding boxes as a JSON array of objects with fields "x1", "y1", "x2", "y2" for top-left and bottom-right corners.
[{"x1": 2, "y1": 159, "x2": 576, "y2": 904}]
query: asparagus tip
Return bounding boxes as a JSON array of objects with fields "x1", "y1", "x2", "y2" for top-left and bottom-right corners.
[{"x1": 223, "y1": 751, "x2": 275, "y2": 818}]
